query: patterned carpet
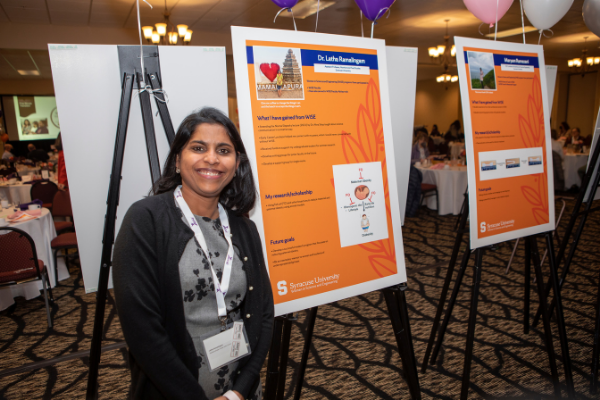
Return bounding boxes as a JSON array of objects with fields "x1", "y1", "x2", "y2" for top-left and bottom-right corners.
[{"x1": 1, "y1": 198, "x2": 599, "y2": 399}]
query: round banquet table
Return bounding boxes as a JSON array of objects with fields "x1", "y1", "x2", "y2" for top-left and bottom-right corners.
[
  {"x1": 0, "y1": 208, "x2": 69, "y2": 311},
  {"x1": 417, "y1": 165, "x2": 469, "y2": 215},
  {"x1": 0, "y1": 182, "x2": 33, "y2": 205},
  {"x1": 563, "y1": 153, "x2": 589, "y2": 189}
]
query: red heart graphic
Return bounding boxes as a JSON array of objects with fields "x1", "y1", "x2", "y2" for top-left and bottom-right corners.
[{"x1": 260, "y1": 63, "x2": 280, "y2": 82}]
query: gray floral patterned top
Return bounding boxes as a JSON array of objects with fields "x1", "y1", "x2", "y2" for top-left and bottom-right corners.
[{"x1": 179, "y1": 215, "x2": 262, "y2": 399}]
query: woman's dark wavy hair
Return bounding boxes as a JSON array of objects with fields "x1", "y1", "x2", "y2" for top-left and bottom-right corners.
[{"x1": 153, "y1": 107, "x2": 256, "y2": 216}]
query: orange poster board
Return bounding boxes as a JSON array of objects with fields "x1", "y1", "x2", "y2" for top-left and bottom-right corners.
[
  {"x1": 232, "y1": 27, "x2": 407, "y2": 316},
  {"x1": 455, "y1": 37, "x2": 555, "y2": 249}
]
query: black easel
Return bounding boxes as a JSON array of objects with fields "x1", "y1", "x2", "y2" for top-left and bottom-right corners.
[
  {"x1": 421, "y1": 189, "x2": 469, "y2": 372},
  {"x1": 86, "y1": 45, "x2": 175, "y2": 399},
  {"x1": 422, "y1": 233, "x2": 575, "y2": 398},
  {"x1": 531, "y1": 140, "x2": 600, "y2": 325},
  {"x1": 264, "y1": 284, "x2": 421, "y2": 400}
]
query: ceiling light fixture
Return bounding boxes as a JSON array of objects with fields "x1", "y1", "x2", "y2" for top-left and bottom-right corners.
[
  {"x1": 568, "y1": 36, "x2": 599, "y2": 76},
  {"x1": 142, "y1": 1, "x2": 192, "y2": 45},
  {"x1": 484, "y1": 26, "x2": 538, "y2": 38},
  {"x1": 280, "y1": 0, "x2": 336, "y2": 19},
  {"x1": 17, "y1": 70, "x2": 40, "y2": 76},
  {"x1": 429, "y1": 19, "x2": 458, "y2": 85}
]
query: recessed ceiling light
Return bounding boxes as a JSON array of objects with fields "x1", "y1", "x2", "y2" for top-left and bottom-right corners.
[
  {"x1": 280, "y1": 0, "x2": 335, "y2": 19},
  {"x1": 17, "y1": 70, "x2": 40, "y2": 76},
  {"x1": 485, "y1": 26, "x2": 539, "y2": 38}
]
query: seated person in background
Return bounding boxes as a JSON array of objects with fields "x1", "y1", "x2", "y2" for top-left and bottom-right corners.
[
  {"x1": 550, "y1": 129, "x2": 564, "y2": 160},
  {"x1": 430, "y1": 124, "x2": 441, "y2": 136},
  {"x1": 444, "y1": 120, "x2": 461, "y2": 143},
  {"x1": 411, "y1": 130, "x2": 434, "y2": 165},
  {"x1": 559, "y1": 121, "x2": 570, "y2": 139},
  {"x1": 2, "y1": 144, "x2": 14, "y2": 160},
  {"x1": 27, "y1": 143, "x2": 49, "y2": 162},
  {"x1": 565, "y1": 127, "x2": 584, "y2": 146},
  {"x1": 36, "y1": 120, "x2": 49, "y2": 134},
  {"x1": 55, "y1": 134, "x2": 68, "y2": 190}
]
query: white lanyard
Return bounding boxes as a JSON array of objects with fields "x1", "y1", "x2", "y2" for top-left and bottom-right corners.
[{"x1": 174, "y1": 186, "x2": 235, "y2": 320}]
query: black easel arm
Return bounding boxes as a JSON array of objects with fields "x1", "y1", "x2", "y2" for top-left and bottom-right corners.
[
  {"x1": 136, "y1": 72, "x2": 162, "y2": 186},
  {"x1": 148, "y1": 71, "x2": 176, "y2": 146},
  {"x1": 86, "y1": 72, "x2": 134, "y2": 399}
]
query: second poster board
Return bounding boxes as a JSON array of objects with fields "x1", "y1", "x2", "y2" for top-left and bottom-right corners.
[
  {"x1": 455, "y1": 37, "x2": 555, "y2": 249},
  {"x1": 232, "y1": 27, "x2": 410, "y2": 316}
]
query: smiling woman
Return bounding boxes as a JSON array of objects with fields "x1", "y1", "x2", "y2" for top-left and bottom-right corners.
[{"x1": 112, "y1": 107, "x2": 274, "y2": 400}]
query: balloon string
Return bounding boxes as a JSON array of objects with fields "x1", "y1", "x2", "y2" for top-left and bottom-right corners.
[
  {"x1": 274, "y1": 7, "x2": 297, "y2": 31},
  {"x1": 315, "y1": 0, "x2": 320, "y2": 32},
  {"x1": 135, "y1": 0, "x2": 169, "y2": 113},
  {"x1": 369, "y1": 4, "x2": 394, "y2": 39},
  {"x1": 478, "y1": 22, "x2": 485, "y2": 36},
  {"x1": 494, "y1": 0, "x2": 498, "y2": 41},
  {"x1": 538, "y1": 29, "x2": 553, "y2": 44},
  {"x1": 519, "y1": 0, "x2": 526, "y2": 44},
  {"x1": 360, "y1": 10, "x2": 364, "y2": 38},
  {"x1": 136, "y1": 0, "x2": 153, "y2": 88}
]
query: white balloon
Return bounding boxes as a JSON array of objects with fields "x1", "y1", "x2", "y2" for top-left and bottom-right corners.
[
  {"x1": 583, "y1": 0, "x2": 600, "y2": 38},
  {"x1": 523, "y1": 0, "x2": 574, "y2": 30}
]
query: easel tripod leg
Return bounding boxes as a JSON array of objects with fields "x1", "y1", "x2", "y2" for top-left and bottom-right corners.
[
  {"x1": 292, "y1": 307, "x2": 318, "y2": 400},
  {"x1": 543, "y1": 233, "x2": 575, "y2": 397},
  {"x1": 86, "y1": 72, "x2": 134, "y2": 400},
  {"x1": 524, "y1": 238, "x2": 531, "y2": 334},
  {"x1": 529, "y1": 236, "x2": 560, "y2": 396},
  {"x1": 592, "y1": 265, "x2": 600, "y2": 394},
  {"x1": 383, "y1": 287, "x2": 421, "y2": 400},
  {"x1": 430, "y1": 248, "x2": 471, "y2": 365},
  {"x1": 276, "y1": 316, "x2": 294, "y2": 400},
  {"x1": 265, "y1": 317, "x2": 284, "y2": 400},
  {"x1": 460, "y1": 248, "x2": 482, "y2": 400},
  {"x1": 422, "y1": 198, "x2": 469, "y2": 372}
]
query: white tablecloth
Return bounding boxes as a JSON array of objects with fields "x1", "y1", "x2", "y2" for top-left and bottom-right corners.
[
  {"x1": 0, "y1": 183, "x2": 32, "y2": 205},
  {"x1": 563, "y1": 154, "x2": 589, "y2": 189},
  {"x1": 418, "y1": 165, "x2": 468, "y2": 215},
  {"x1": 0, "y1": 208, "x2": 69, "y2": 311}
]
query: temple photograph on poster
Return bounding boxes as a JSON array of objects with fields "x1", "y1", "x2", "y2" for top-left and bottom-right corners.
[
  {"x1": 253, "y1": 46, "x2": 304, "y2": 100},
  {"x1": 467, "y1": 51, "x2": 496, "y2": 90}
]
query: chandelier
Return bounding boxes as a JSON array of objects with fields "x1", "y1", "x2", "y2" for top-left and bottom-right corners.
[
  {"x1": 142, "y1": 1, "x2": 192, "y2": 45},
  {"x1": 429, "y1": 19, "x2": 458, "y2": 83},
  {"x1": 568, "y1": 36, "x2": 599, "y2": 76}
]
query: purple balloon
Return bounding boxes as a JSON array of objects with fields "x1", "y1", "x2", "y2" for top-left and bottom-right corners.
[
  {"x1": 354, "y1": 0, "x2": 395, "y2": 21},
  {"x1": 271, "y1": 0, "x2": 299, "y2": 8}
]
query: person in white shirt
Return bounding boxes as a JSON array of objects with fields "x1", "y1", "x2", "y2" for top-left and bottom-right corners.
[
  {"x1": 550, "y1": 129, "x2": 564, "y2": 160},
  {"x1": 2, "y1": 144, "x2": 14, "y2": 160},
  {"x1": 479, "y1": 68, "x2": 484, "y2": 88}
]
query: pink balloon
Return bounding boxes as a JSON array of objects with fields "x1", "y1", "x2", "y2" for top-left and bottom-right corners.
[{"x1": 463, "y1": 0, "x2": 514, "y2": 27}]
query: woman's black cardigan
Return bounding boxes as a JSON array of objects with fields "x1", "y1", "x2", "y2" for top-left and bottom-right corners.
[{"x1": 112, "y1": 190, "x2": 274, "y2": 400}]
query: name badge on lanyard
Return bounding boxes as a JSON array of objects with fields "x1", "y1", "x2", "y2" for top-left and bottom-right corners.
[{"x1": 174, "y1": 186, "x2": 235, "y2": 324}]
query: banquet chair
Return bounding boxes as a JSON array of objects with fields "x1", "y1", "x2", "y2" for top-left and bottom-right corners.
[
  {"x1": 30, "y1": 181, "x2": 59, "y2": 210},
  {"x1": 51, "y1": 231, "x2": 78, "y2": 286},
  {"x1": 0, "y1": 227, "x2": 54, "y2": 328},
  {"x1": 0, "y1": 168, "x2": 16, "y2": 177},
  {"x1": 420, "y1": 183, "x2": 439, "y2": 210},
  {"x1": 52, "y1": 190, "x2": 75, "y2": 235}
]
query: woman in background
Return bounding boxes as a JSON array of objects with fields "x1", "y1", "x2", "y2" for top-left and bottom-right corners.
[
  {"x1": 113, "y1": 107, "x2": 273, "y2": 400},
  {"x1": 55, "y1": 133, "x2": 68, "y2": 190},
  {"x1": 22, "y1": 119, "x2": 32, "y2": 135},
  {"x1": 411, "y1": 130, "x2": 432, "y2": 165}
]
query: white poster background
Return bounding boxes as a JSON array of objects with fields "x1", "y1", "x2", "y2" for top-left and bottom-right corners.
[
  {"x1": 386, "y1": 46, "x2": 418, "y2": 224},
  {"x1": 455, "y1": 37, "x2": 555, "y2": 249},
  {"x1": 584, "y1": 106, "x2": 600, "y2": 202},
  {"x1": 231, "y1": 26, "x2": 407, "y2": 316},
  {"x1": 546, "y1": 65, "x2": 557, "y2": 110},
  {"x1": 49, "y1": 45, "x2": 228, "y2": 293}
]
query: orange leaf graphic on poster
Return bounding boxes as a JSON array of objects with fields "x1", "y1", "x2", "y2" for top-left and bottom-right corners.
[
  {"x1": 518, "y1": 74, "x2": 549, "y2": 225},
  {"x1": 339, "y1": 78, "x2": 396, "y2": 277}
]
